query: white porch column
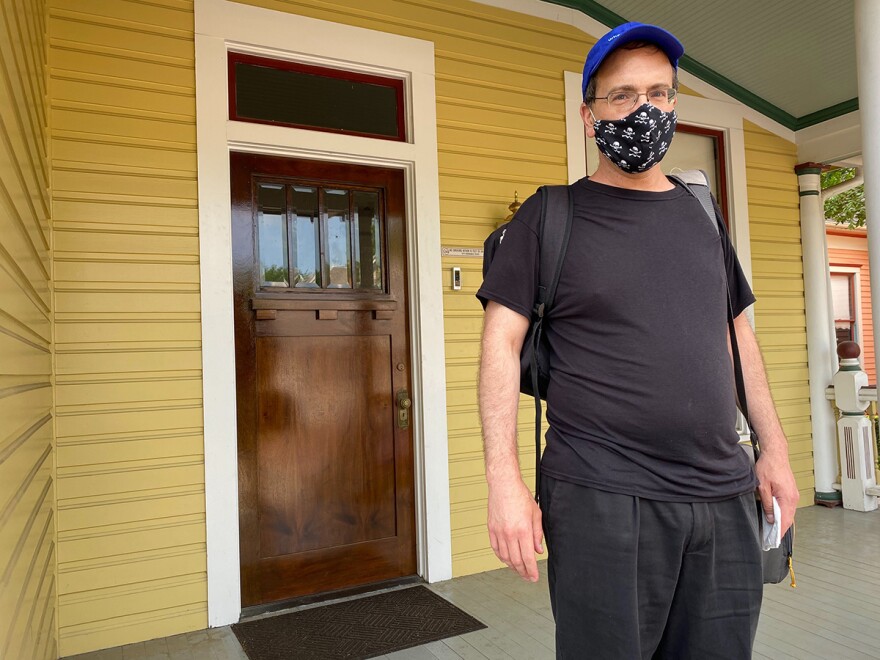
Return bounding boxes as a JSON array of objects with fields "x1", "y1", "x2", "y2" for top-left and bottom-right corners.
[
  {"x1": 856, "y1": 0, "x2": 880, "y2": 377},
  {"x1": 796, "y1": 163, "x2": 841, "y2": 504}
]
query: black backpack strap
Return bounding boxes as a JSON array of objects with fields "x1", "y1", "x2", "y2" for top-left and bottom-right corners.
[
  {"x1": 671, "y1": 171, "x2": 759, "y2": 459},
  {"x1": 531, "y1": 184, "x2": 573, "y2": 500}
]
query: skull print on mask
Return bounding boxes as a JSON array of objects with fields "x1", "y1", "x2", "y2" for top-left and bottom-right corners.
[{"x1": 592, "y1": 103, "x2": 676, "y2": 173}]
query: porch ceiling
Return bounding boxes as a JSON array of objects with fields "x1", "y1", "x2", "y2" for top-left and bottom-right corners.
[{"x1": 553, "y1": 0, "x2": 857, "y2": 131}]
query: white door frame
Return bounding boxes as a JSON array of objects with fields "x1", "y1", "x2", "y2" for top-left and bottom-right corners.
[{"x1": 194, "y1": 0, "x2": 451, "y2": 627}]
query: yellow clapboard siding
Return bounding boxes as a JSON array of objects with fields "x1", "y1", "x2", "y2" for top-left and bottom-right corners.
[
  {"x1": 50, "y1": 73, "x2": 196, "y2": 116},
  {"x1": 436, "y1": 55, "x2": 562, "y2": 97},
  {"x1": 56, "y1": 348, "x2": 201, "y2": 375},
  {"x1": 54, "y1": 229, "x2": 199, "y2": 256},
  {"x1": 57, "y1": 460, "x2": 204, "y2": 501},
  {"x1": 53, "y1": 198, "x2": 198, "y2": 226},
  {"x1": 55, "y1": 376, "x2": 203, "y2": 408},
  {"x1": 51, "y1": 97, "x2": 195, "y2": 137},
  {"x1": 0, "y1": 1, "x2": 55, "y2": 657},
  {"x1": 49, "y1": 38, "x2": 195, "y2": 88},
  {"x1": 61, "y1": 577, "x2": 205, "y2": 630},
  {"x1": 56, "y1": 486, "x2": 205, "y2": 534},
  {"x1": 52, "y1": 161, "x2": 199, "y2": 200},
  {"x1": 48, "y1": 6, "x2": 206, "y2": 652},
  {"x1": 54, "y1": 321, "x2": 202, "y2": 345},
  {"x1": 55, "y1": 260, "x2": 200, "y2": 284},
  {"x1": 436, "y1": 78, "x2": 562, "y2": 116},
  {"x1": 52, "y1": 130, "x2": 197, "y2": 170},
  {"x1": 438, "y1": 126, "x2": 562, "y2": 159},
  {"x1": 55, "y1": 404, "x2": 204, "y2": 439},
  {"x1": 57, "y1": 514, "x2": 204, "y2": 563},
  {"x1": 60, "y1": 606, "x2": 207, "y2": 658},
  {"x1": 55, "y1": 291, "x2": 201, "y2": 315},
  {"x1": 48, "y1": 10, "x2": 194, "y2": 61},
  {"x1": 57, "y1": 432, "x2": 203, "y2": 469},
  {"x1": 745, "y1": 122, "x2": 814, "y2": 500}
]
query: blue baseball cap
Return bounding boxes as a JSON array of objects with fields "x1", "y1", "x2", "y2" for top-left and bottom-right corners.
[{"x1": 582, "y1": 22, "x2": 684, "y2": 99}]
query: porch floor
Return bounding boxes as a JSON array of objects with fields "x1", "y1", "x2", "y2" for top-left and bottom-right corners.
[{"x1": 67, "y1": 505, "x2": 880, "y2": 660}]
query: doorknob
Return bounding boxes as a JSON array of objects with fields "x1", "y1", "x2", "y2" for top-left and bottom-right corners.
[{"x1": 397, "y1": 390, "x2": 412, "y2": 430}]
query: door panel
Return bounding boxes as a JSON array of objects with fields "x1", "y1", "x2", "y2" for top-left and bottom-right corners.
[
  {"x1": 256, "y1": 334, "x2": 396, "y2": 558},
  {"x1": 231, "y1": 152, "x2": 415, "y2": 607}
]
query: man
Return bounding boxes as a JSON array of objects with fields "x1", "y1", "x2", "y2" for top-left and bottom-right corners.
[{"x1": 477, "y1": 22, "x2": 799, "y2": 659}]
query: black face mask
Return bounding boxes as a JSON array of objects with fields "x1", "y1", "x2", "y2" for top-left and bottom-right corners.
[{"x1": 592, "y1": 103, "x2": 677, "y2": 173}]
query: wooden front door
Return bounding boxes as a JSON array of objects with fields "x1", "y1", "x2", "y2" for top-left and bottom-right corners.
[{"x1": 231, "y1": 152, "x2": 416, "y2": 607}]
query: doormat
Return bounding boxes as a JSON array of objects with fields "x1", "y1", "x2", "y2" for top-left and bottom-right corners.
[{"x1": 231, "y1": 586, "x2": 486, "y2": 660}]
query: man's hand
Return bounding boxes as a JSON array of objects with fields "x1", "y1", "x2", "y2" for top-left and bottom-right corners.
[
  {"x1": 487, "y1": 474, "x2": 544, "y2": 582},
  {"x1": 479, "y1": 301, "x2": 541, "y2": 582},
  {"x1": 732, "y1": 312, "x2": 800, "y2": 536},
  {"x1": 755, "y1": 451, "x2": 800, "y2": 535}
]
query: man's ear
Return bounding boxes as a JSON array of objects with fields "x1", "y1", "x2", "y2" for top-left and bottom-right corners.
[{"x1": 581, "y1": 103, "x2": 596, "y2": 138}]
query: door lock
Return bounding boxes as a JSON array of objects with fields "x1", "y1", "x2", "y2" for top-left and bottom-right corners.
[{"x1": 397, "y1": 390, "x2": 412, "y2": 430}]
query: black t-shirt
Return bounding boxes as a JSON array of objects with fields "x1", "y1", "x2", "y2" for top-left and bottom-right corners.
[{"x1": 477, "y1": 177, "x2": 758, "y2": 501}]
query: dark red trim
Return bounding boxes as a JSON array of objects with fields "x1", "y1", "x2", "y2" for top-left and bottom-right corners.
[
  {"x1": 675, "y1": 123, "x2": 729, "y2": 228},
  {"x1": 827, "y1": 226, "x2": 868, "y2": 237},
  {"x1": 227, "y1": 51, "x2": 406, "y2": 142}
]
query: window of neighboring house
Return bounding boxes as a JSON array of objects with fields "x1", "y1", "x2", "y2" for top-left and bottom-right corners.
[
  {"x1": 228, "y1": 52, "x2": 406, "y2": 141},
  {"x1": 831, "y1": 272, "x2": 858, "y2": 344}
]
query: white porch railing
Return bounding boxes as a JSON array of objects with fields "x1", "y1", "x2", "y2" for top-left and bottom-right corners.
[{"x1": 823, "y1": 342, "x2": 880, "y2": 509}]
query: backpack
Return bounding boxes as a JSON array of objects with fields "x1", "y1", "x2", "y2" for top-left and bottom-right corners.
[{"x1": 481, "y1": 171, "x2": 717, "y2": 501}]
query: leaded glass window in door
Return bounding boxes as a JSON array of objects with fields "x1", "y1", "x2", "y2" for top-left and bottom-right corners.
[{"x1": 254, "y1": 181, "x2": 386, "y2": 293}]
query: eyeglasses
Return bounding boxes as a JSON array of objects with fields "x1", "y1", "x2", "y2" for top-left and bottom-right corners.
[{"x1": 590, "y1": 88, "x2": 677, "y2": 112}]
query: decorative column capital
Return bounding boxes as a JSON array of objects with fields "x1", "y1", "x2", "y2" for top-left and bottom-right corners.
[
  {"x1": 795, "y1": 162, "x2": 824, "y2": 196},
  {"x1": 795, "y1": 162, "x2": 825, "y2": 175}
]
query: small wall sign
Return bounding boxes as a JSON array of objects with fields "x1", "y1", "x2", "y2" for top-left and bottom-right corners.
[{"x1": 441, "y1": 246, "x2": 484, "y2": 258}]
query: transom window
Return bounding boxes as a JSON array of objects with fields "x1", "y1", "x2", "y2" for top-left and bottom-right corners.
[
  {"x1": 255, "y1": 180, "x2": 386, "y2": 292},
  {"x1": 229, "y1": 52, "x2": 406, "y2": 141}
]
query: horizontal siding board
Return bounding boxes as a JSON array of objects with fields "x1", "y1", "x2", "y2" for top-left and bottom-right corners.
[
  {"x1": 56, "y1": 487, "x2": 205, "y2": 534},
  {"x1": 60, "y1": 577, "x2": 206, "y2": 628},
  {"x1": 48, "y1": 10, "x2": 194, "y2": 60},
  {"x1": 57, "y1": 514, "x2": 204, "y2": 564},
  {"x1": 54, "y1": 322, "x2": 202, "y2": 345},
  {"x1": 51, "y1": 105, "x2": 196, "y2": 143},
  {"x1": 57, "y1": 460, "x2": 204, "y2": 500},
  {"x1": 59, "y1": 606, "x2": 207, "y2": 658},
  {"x1": 55, "y1": 348, "x2": 201, "y2": 375},
  {"x1": 52, "y1": 128, "x2": 196, "y2": 166},
  {"x1": 54, "y1": 404, "x2": 204, "y2": 439},
  {"x1": 744, "y1": 120, "x2": 813, "y2": 499}
]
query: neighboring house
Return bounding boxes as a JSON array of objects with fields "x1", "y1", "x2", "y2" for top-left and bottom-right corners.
[
  {"x1": 827, "y1": 223, "x2": 876, "y2": 384},
  {"x1": 0, "y1": 0, "x2": 867, "y2": 657}
]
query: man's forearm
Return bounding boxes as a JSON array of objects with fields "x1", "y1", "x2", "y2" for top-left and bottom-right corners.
[
  {"x1": 734, "y1": 315, "x2": 789, "y2": 458},
  {"x1": 479, "y1": 310, "x2": 527, "y2": 484},
  {"x1": 479, "y1": 342, "x2": 523, "y2": 483}
]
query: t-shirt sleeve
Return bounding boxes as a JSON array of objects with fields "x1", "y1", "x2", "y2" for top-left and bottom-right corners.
[
  {"x1": 714, "y1": 198, "x2": 756, "y2": 317},
  {"x1": 476, "y1": 194, "x2": 541, "y2": 319}
]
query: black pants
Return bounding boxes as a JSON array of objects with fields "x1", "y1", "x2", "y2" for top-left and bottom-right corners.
[{"x1": 540, "y1": 475, "x2": 763, "y2": 660}]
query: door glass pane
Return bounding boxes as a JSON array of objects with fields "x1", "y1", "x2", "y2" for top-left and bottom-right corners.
[
  {"x1": 353, "y1": 191, "x2": 383, "y2": 290},
  {"x1": 291, "y1": 186, "x2": 320, "y2": 288},
  {"x1": 324, "y1": 189, "x2": 352, "y2": 288},
  {"x1": 257, "y1": 183, "x2": 288, "y2": 287}
]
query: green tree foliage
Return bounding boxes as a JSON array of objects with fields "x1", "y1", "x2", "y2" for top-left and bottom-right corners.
[
  {"x1": 263, "y1": 264, "x2": 288, "y2": 283},
  {"x1": 821, "y1": 167, "x2": 866, "y2": 228}
]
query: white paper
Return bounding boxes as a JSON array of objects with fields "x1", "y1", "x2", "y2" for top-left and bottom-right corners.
[{"x1": 762, "y1": 496, "x2": 782, "y2": 551}]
